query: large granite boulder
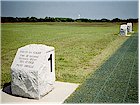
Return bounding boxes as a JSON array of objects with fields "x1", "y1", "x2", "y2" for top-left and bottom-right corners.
[{"x1": 11, "y1": 44, "x2": 55, "y2": 99}]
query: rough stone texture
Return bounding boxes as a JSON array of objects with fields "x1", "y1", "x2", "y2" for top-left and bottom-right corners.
[
  {"x1": 11, "y1": 44, "x2": 55, "y2": 99},
  {"x1": 120, "y1": 24, "x2": 127, "y2": 36},
  {"x1": 127, "y1": 23, "x2": 132, "y2": 32}
]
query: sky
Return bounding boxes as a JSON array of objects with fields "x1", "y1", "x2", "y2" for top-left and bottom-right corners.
[{"x1": 1, "y1": 0, "x2": 138, "y2": 19}]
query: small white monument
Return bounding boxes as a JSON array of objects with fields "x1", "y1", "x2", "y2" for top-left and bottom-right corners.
[
  {"x1": 11, "y1": 44, "x2": 55, "y2": 99},
  {"x1": 120, "y1": 24, "x2": 127, "y2": 36},
  {"x1": 127, "y1": 23, "x2": 132, "y2": 33}
]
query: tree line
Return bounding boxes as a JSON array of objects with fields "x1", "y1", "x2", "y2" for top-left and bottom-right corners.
[{"x1": 1, "y1": 17, "x2": 138, "y2": 23}]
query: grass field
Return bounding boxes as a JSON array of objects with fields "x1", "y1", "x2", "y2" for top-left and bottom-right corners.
[
  {"x1": 64, "y1": 33, "x2": 138, "y2": 103},
  {"x1": 1, "y1": 22, "x2": 138, "y2": 88}
]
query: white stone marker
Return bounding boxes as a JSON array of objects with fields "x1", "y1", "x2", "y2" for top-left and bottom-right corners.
[
  {"x1": 127, "y1": 23, "x2": 132, "y2": 32},
  {"x1": 120, "y1": 24, "x2": 127, "y2": 36},
  {"x1": 11, "y1": 44, "x2": 55, "y2": 99}
]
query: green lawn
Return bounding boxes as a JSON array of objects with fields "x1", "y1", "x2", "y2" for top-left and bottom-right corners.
[
  {"x1": 1, "y1": 22, "x2": 138, "y2": 88},
  {"x1": 64, "y1": 33, "x2": 138, "y2": 103}
]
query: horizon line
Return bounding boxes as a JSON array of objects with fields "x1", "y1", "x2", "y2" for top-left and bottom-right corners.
[
  {"x1": 1, "y1": 0, "x2": 138, "y2": 1},
  {"x1": 1, "y1": 16, "x2": 138, "y2": 20}
]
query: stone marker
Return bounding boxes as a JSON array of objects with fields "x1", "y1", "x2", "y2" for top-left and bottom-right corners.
[
  {"x1": 127, "y1": 23, "x2": 132, "y2": 33},
  {"x1": 11, "y1": 44, "x2": 55, "y2": 99},
  {"x1": 120, "y1": 24, "x2": 127, "y2": 36}
]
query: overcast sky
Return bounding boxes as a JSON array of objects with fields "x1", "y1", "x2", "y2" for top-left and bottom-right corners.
[{"x1": 1, "y1": 0, "x2": 138, "y2": 19}]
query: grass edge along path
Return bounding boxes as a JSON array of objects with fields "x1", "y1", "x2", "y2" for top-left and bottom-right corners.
[
  {"x1": 64, "y1": 33, "x2": 138, "y2": 103},
  {"x1": 85, "y1": 36, "x2": 128, "y2": 78}
]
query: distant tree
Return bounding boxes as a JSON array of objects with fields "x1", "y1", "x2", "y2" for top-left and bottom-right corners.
[
  {"x1": 44, "y1": 17, "x2": 49, "y2": 22},
  {"x1": 30, "y1": 17, "x2": 37, "y2": 22},
  {"x1": 111, "y1": 18, "x2": 121, "y2": 22},
  {"x1": 1, "y1": 16, "x2": 138, "y2": 23},
  {"x1": 25, "y1": 17, "x2": 30, "y2": 22},
  {"x1": 101, "y1": 18, "x2": 110, "y2": 22},
  {"x1": 127, "y1": 18, "x2": 138, "y2": 23}
]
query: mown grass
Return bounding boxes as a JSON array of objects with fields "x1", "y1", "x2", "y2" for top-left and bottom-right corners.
[
  {"x1": 1, "y1": 22, "x2": 138, "y2": 87},
  {"x1": 64, "y1": 33, "x2": 138, "y2": 103}
]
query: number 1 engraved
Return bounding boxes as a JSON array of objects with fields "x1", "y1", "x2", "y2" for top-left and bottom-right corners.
[{"x1": 48, "y1": 54, "x2": 52, "y2": 72}]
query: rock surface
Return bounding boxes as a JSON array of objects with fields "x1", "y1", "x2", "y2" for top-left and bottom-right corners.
[
  {"x1": 11, "y1": 44, "x2": 55, "y2": 99},
  {"x1": 120, "y1": 24, "x2": 127, "y2": 36},
  {"x1": 127, "y1": 23, "x2": 132, "y2": 32}
]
